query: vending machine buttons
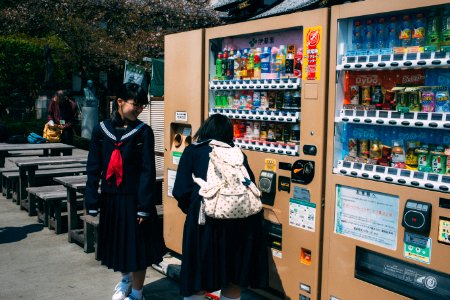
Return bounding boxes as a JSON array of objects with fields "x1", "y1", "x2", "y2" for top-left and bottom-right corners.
[{"x1": 402, "y1": 200, "x2": 432, "y2": 234}]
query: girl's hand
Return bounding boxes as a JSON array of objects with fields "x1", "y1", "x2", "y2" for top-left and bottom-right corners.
[{"x1": 137, "y1": 217, "x2": 145, "y2": 224}]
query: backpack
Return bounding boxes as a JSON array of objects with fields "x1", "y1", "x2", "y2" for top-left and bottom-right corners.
[
  {"x1": 193, "y1": 140, "x2": 262, "y2": 224},
  {"x1": 27, "y1": 132, "x2": 47, "y2": 144}
]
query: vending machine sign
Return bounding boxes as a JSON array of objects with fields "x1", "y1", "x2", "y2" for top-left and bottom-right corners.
[
  {"x1": 334, "y1": 185, "x2": 399, "y2": 250},
  {"x1": 303, "y1": 26, "x2": 322, "y2": 80}
]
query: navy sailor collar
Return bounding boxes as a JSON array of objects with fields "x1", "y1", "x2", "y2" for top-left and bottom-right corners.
[{"x1": 100, "y1": 120, "x2": 146, "y2": 143}]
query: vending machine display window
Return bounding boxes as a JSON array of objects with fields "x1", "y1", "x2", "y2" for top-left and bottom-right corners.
[
  {"x1": 207, "y1": 27, "x2": 303, "y2": 157},
  {"x1": 332, "y1": 4, "x2": 450, "y2": 193}
]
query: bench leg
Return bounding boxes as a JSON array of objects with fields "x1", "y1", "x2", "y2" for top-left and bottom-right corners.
[
  {"x1": 54, "y1": 200, "x2": 63, "y2": 234},
  {"x1": 6, "y1": 179, "x2": 12, "y2": 200},
  {"x1": 84, "y1": 220, "x2": 95, "y2": 253},
  {"x1": 24, "y1": 194, "x2": 37, "y2": 216}
]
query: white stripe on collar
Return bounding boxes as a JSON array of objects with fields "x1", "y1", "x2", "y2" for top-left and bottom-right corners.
[{"x1": 100, "y1": 121, "x2": 146, "y2": 142}]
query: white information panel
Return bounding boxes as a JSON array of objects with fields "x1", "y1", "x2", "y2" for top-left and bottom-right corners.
[
  {"x1": 334, "y1": 185, "x2": 399, "y2": 250},
  {"x1": 167, "y1": 169, "x2": 177, "y2": 197}
]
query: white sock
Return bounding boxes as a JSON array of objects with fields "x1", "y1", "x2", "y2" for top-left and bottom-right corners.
[
  {"x1": 130, "y1": 288, "x2": 143, "y2": 299},
  {"x1": 121, "y1": 272, "x2": 132, "y2": 283},
  {"x1": 183, "y1": 294, "x2": 206, "y2": 300},
  {"x1": 220, "y1": 295, "x2": 240, "y2": 300}
]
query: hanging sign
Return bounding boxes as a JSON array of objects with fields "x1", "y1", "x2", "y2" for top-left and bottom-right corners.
[{"x1": 123, "y1": 61, "x2": 146, "y2": 85}]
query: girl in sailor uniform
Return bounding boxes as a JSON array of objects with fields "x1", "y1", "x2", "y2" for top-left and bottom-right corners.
[
  {"x1": 85, "y1": 83, "x2": 165, "y2": 300},
  {"x1": 172, "y1": 114, "x2": 268, "y2": 300}
]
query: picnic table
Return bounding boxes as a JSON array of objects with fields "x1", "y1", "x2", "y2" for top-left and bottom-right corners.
[
  {"x1": 54, "y1": 168, "x2": 164, "y2": 250},
  {"x1": 14, "y1": 155, "x2": 88, "y2": 202},
  {"x1": 0, "y1": 143, "x2": 75, "y2": 168}
]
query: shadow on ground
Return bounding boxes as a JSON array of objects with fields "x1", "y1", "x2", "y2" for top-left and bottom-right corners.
[
  {"x1": 0, "y1": 223, "x2": 44, "y2": 244},
  {"x1": 143, "y1": 277, "x2": 181, "y2": 300}
]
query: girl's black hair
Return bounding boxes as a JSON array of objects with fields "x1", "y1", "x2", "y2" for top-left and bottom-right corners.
[
  {"x1": 111, "y1": 82, "x2": 148, "y2": 126},
  {"x1": 194, "y1": 114, "x2": 234, "y2": 144}
]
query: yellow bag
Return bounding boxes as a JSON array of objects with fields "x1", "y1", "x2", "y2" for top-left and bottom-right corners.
[{"x1": 43, "y1": 123, "x2": 62, "y2": 143}]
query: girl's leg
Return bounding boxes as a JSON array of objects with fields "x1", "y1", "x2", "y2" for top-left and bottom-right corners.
[{"x1": 128, "y1": 270, "x2": 146, "y2": 299}]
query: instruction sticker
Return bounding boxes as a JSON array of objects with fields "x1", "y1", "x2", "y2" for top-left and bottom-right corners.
[
  {"x1": 293, "y1": 186, "x2": 311, "y2": 202},
  {"x1": 438, "y1": 218, "x2": 450, "y2": 245},
  {"x1": 289, "y1": 198, "x2": 316, "y2": 232},
  {"x1": 265, "y1": 158, "x2": 277, "y2": 172},
  {"x1": 404, "y1": 237, "x2": 432, "y2": 264},
  {"x1": 175, "y1": 111, "x2": 188, "y2": 122},
  {"x1": 167, "y1": 169, "x2": 177, "y2": 197}
]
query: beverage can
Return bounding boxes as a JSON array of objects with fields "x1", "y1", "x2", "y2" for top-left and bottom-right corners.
[
  {"x1": 253, "y1": 91, "x2": 261, "y2": 109},
  {"x1": 283, "y1": 124, "x2": 291, "y2": 143},
  {"x1": 276, "y1": 91, "x2": 284, "y2": 110},
  {"x1": 435, "y1": 87, "x2": 449, "y2": 112},
  {"x1": 348, "y1": 138, "x2": 357, "y2": 157},
  {"x1": 275, "y1": 123, "x2": 284, "y2": 142},
  {"x1": 416, "y1": 145, "x2": 431, "y2": 172},
  {"x1": 361, "y1": 86, "x2": 372, "y2": 106},
  {"x1": 371, "y1": 85, "x2": 383, "y2": 108},
  {"x1": 291, "y1": 124, "x2": 300, "y2": 143},
  {"x1": 431, "y1": 146, "x2": 446, "y2": 174},
  {"x1": 292, "y1": 91, "x2": 301, "y2": 108},
  {"x1": 260, "y1": 92, "x2": 268, "y2": 110},
  {"x1": 421, "y1": 89, "x2": 436, "y2": 112},
  {"x1": 408, "y1": 89, "x2": 421, "y2": 112},
  {"x1": 268, "y1": 91, "x2": 277, "y2": 109},
  {"x1": 244, "y1": 121, "x2": 254, "y2": 139},
  {"x1": 260, "y1": 122, "x2": 268, "y2": 141},
  {"x1": 284, "y1": 91, "x2": 292, "y2": 109},
  {"x1": 267, "y1": 123, "x2": 276, "y2": 142},
  {"x1": 350, "y1": 85, "x2": 360, "y2": 105},
  {"x1": 359, "y1": 139, "x2": 370, "y2": 158},
  {"x1": 252, "y1": 122, "x2": 261, "y2": 140}
]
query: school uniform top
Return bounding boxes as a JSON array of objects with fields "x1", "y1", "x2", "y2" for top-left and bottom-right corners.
[
  {"x1": 172, "y1": 140, "x2": 268, "y2": 296},
  {"x1": 85, "y1": 119, "x2": 156, "y2": 217}
]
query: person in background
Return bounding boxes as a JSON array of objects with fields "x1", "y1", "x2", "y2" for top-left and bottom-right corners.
[
  {"x1": 172, "y1": 114, "x2": 268, "y2": 300},
  {"x1": 47, "y1": 89, "x2": 77, "y2": 148},
  {"x1": 85, "y1": 82, "x2": 165, "y2": 300}
]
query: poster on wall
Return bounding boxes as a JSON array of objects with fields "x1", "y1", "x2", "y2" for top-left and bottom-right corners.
[{"x1": 334, "y1": 185, "x2": 399, "y2": 250}]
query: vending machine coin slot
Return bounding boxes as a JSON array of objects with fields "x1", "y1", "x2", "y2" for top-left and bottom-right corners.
[
  {"x1": 402, "y1": 200, "x2": 432, "y2": 234},
  {"x1": 259, "y1": 170, "x2": 277, "y2": 205},
  {"x1": 291, "y1": 160, "x2": 315, "y2": 184},
  {"x1": 279, "y1": 162, "x2": 292, "y2": 171}
]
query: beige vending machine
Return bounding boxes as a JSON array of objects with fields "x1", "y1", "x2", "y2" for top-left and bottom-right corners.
[
  {"x1": 322, "y1": 0, "x2": 450, "y2": 299},
  {"x1": 204, "y1": 8, "x2": 329, "y2": 299},
  {"x1": 164, "y1": 29, "x2": 205, "y2": 254}
]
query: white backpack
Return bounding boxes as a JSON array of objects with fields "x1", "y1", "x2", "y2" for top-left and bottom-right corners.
[{"x1": 193, "y1": 140, "x2": 262, "y2": 224}]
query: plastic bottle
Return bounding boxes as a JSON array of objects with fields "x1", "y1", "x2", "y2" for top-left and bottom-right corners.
[
  {"x1": 441, "y1": 8, "x2": 450, "y2": 48},
  {"x1": 270, "y1": 47, "x2": 278, "y2": 79},
  {"x1": 252, "y1": 122, "x2": 261, "y2": 140},
  {"x1": 391, "y1": 141, "x2": 406, "y2": 169},
  {"x1": 234, "y1": 50, "x2": 242, "y2": 79},
  {"x1": 416, "y1": 144, "x2": 431, "y2": 172},
  {"x1": 227, "y1": 91, "x2": 234, "y2": 108},
  {"x1": 426, "y1": 10, "x2": 441, "y2": 50},
  {"x1": 260, "y1": 92, "x2": 268, "y2": 110},
  {"x1": 215, "y1": 92, "x2": 222, "y2": 108},
  {"x1": 353, "y1": 19, "x2": 363, "y2": 50},
  {"x1": 431, "y1": 146, "x2": 447, "y2": 174},
  {"x1": 246, "y1": 49, "x2": 254, "y2": 79},
  {"x1": 215, "y1": 52, "x2": 223, "y2": 80},
  {"x1": 275, "y1": 47, "x2": 285, "y2": 78},
  {"x1": 412, "y1": 13, "x2": 426, "y2": 47},
  {"x1": 260, "y1": 122, "x2": 268, "y2": 141},
  {"x1": 227, "y1": 49, "x2": 234, "y2": 80},
  {"x1": 253, "y1": 91, "x2": 261, "y2": 109},
  {"x1": 260, "y1": 47, "x2": 271, "y2": 79},
  {"x1": 376, "y1": 17, "x2": 388, "y2": 49},
  {"x1": 220, "y1": 92, "x2": 228, "y2": 108},
  {"x1": 253, "y1": 48, "x2": 261, "y2": 79},
  {"x1": 285, "y1": 52, "x2": 294, "y2": 77},
  {"x1": 240, "y1": 48, "x2": 248, "y2": 79},
  {"x1": 294, "y1": 48, "x2": 303, "y2": 78},
  {"x1": 365, "y1": 18, "x2": 375, "y2": 50},
  {"x1": 370, "y1": 140, "x2": 382, "y2": 160},
  {"x1": 222, "y1": 50, "x2": 228, "y2": 80},
  {"x1": 388, "y1": 16, "x2": 399, "y2": 49},
  {"x1": 291, "y1": 124, "x2": 300, "y2": 143},
  {"x1": 399, "y1": 15, "x2": 412, "y2": 47}
]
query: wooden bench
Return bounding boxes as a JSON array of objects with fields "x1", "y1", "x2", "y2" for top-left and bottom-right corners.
[{"x1": 13, "y1": 167, "x2": 86, "y2": 216}]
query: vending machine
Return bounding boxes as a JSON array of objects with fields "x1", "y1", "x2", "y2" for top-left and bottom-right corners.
[
  {"x1": 164, "y1": 29, "x2": 205, "y2": 254},
  {"x1": 322, "y1": 0, "x2": 450, "y2": 299},
  {"x1": 203, "y1": 8, "x2": 329, "y2": 299}
]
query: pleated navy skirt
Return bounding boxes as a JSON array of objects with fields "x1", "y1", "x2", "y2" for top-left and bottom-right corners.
[{"x1": 97, "y1": 193, "x2": 165, "y2": 273}]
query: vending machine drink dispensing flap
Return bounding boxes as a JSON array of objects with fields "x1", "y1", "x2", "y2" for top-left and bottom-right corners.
[{"x1": 402, "y1": 200, "x2": 432, "y2": 234}]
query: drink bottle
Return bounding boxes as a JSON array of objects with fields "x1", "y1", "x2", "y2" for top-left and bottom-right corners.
[
  {"x1": 222, "y1": 50, "x2": 228, "y2": 80},
  {"x1": 253, "y1": 48, "x2": 261, "y2": 79},
  {"x1": 227, "y1": 49, "x2": 234, "y2": 80},
  {"x1": 215, "y1": 52, "x2": 223, "y2": 80},
  {"x1": 388, "y1": 16, "x2": 399, "y2": 48},
  {"x1": 260, "y1": 47, "x2": 271, "y2": 79},
  {"x1": 412, "y1": 13, "x2": 426, "y2": 47},
  {"x1": 352, "y1": 19, "x2": 363, "y2": 50},
  {"x1": 246, "y1": 49, "x2": 254, "y2": 79},
  {"x1": 441, "y1": 8, "x2": 450, "y2": 48},
  {"x1": 294, "y1": 48, "x2": 303, "y2": 78},
  {"x1": 399, "y1": 15, "x2": 412, "y2": 47},
  {"x1": 425, "y1": 10, "x2": 440, "y2": 50},
  {"x1": 234, "y1": 50, "x2": 241, "y2": 79},
  {"x1": 285, "y1": 52, "x2": 294, "y2": 77},
  {"x1": 376, "y1": 17, "x2": 388, "y2": 49},
  {"x1": 365, "y1": 18, "x2": 375, "y2": 50}
]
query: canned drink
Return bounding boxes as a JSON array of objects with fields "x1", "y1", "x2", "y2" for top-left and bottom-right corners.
[
  {"x1": 276, "y1": 91, "x2": 284, "y2": 110},
  {"x1": 244, "y1": 121, "x2": 254, "y2": 139},
  {"x1": 283, "y1": 91, "x2": 292, "y2": 109},
  {"x1": 371, "y1": 85, "x2": 383, "y2": 108},
  {"x1": 292, "y1": 91, "x2": 301, "y2": 108},
  {"x1": 416, "y1": 145, "x2": 431, "y2": 172},
  {"x1": 260, "y1": 92, "x2": 268, "y2": 109},
  {"x1": 408, "y1": 90, "x2": 421, "y2": 112},
  {"x1": 253, "y1": 91, "x2": 261, "y2": 109},
  {"x1": 430, "y1": 146, "x2": 446, "y2": 174},
  {"x1": 268, "y1": 91, "x2": 277, "y2": 109},
  {"x1": 283, "y1": 124, "x2": 292, "y2": 143},
  {"x1": 359, "y1": 139, "x2": 370, "y2": 158},
  {"x1": 348, "y1": 138, "x2": 357, "y2": 157},
  {"x1": 275, "y1": 123, "x2": 284, "y2": 142},
  {"x1": 267, "y1": 123, "x2": 276, "y2": 142},
  {"x1": 350, "y1": 85, "x2": 360, "y2": 105},
  {"x1": 361, "y1": 86, "x2": 372, "y2": 106},
  {"x1": 260, "y1": 122, "x2": 268, "y2": 141}
]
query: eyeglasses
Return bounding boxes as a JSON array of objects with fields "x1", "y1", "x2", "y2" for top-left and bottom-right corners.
[{"x1": 125, "y1": 101, "x2": 148, "y2": 109}]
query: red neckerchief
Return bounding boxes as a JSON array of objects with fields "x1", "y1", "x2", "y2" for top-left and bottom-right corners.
[{"x1": 106, "y1": 142, "x2": 123, "y2": 187}]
